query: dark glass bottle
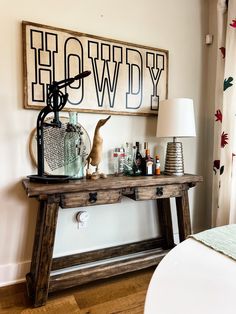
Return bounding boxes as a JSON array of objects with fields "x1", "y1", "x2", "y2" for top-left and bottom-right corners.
[
  {"x1": 140, "y1": 142, "x2": 147, "y2": 175},
  {"x1": 131, "y1": 145, "x2": 142, "y2": 176},
  {"x1": 135, "y1": 142, "x2": 142, "y2": 170}
]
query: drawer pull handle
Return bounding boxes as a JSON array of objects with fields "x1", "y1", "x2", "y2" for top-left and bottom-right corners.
[
  {"x1": 89, "y1": 192, "x2": 97, "y2": 203},
  {"x1": 156, "y1": 187, "x2": 163, "y2": 196}
]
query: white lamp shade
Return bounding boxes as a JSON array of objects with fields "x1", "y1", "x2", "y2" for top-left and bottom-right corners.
[{"x1": 156, "y1": 98, "x2": 196, "y2": 138}]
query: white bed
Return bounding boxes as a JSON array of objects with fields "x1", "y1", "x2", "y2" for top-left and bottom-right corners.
[{"x1": 144, "y1": 238, "x2": 236, "y2": 314}]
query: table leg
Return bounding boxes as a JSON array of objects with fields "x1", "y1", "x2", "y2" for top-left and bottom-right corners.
[
  {"x1": 26, "y1": 195, "x2": 59, "y2": 307},
  {"x1": 175, "y1": 190, "x2": 191, "y2": 242},
  {"x1": 156, "y1": 198, "x2": 175, "y2": 249}
]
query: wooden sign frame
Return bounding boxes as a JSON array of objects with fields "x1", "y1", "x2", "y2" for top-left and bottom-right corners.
[{"x1": 22, "y1": 21, "x2": 168, "y2": 116}]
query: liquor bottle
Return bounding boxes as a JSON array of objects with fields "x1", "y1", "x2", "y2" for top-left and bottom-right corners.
[
  {"x1": 119, "y1": 147, "x2": 125, "y2": 174},
  {"x1": 144, "y1": 143, "x2": 154, "y2": 176},
  {"x1": 135, "y1": 142, "x2": 142, "y2": 170},
  {"x1": 64, "y1": 112, "x2": 83, "y2": 178},
  {"x1": 141, "y1": 142, "x2": 148, "y2": 175},
  {"x1": 124, "y1": 143, "x2": 133, "y2": 175},
  {"x1": 155, "y1": 155, "x2": 161, "y2": 175},
  {"x1": 113, "y1": 148, "x2": 119, "y2": 176},
  {"x1": 131, "y1": 145, "x2": 142, "y2": 176}
]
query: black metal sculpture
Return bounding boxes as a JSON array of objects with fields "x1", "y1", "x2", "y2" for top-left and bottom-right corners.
[{"x1": 28, "y1": 70, "x2": 91, "y2": 183}]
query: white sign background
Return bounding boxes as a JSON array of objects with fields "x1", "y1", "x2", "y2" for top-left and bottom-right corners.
[{"x1": 23, "y1": 21, "x2": 168, "y2": 116}]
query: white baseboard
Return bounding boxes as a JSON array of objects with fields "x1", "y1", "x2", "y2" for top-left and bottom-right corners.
[{"x1": 0, "y1": 260, "x2": 30, "y2": 287}]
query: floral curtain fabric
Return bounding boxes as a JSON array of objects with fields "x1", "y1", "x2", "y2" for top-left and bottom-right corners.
[{"x1": 212, "y1": 0, "x2": 236, "y2": 226}]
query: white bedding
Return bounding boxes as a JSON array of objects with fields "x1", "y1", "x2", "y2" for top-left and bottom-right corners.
[{"x1": 144, "y1": 238, "x2": 236, "y2": 314}]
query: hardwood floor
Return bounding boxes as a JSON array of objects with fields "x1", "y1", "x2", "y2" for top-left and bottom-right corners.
[{"x1": 0, "y1": 267, "x2": 154, "y2": 313}]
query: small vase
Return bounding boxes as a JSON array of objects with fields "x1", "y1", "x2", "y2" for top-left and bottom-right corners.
[{"x1": 64, "y1": 112, "x2": 83, "y2": 178}]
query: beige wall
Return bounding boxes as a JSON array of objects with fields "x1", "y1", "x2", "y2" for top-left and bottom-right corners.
[{"x1": 0, "y1": 0, "x2": 209, "y2": 285}]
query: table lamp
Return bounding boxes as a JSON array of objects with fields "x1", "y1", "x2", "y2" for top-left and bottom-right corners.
[{"x1": 156, "y1": 98, "x2": 196, "y2": 176}]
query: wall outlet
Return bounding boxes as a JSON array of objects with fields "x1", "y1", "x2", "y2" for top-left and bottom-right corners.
[{"x1": 76, "y1": 211, "x2": 90, "y2": 229}]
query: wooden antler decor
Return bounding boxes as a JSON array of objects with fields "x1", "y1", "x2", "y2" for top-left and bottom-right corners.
[{"x1": 86, "y1": 116, "x2": 111, "y2": 180}]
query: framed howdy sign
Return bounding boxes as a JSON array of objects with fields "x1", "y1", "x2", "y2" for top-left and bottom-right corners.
[{"x1": 22, "y1": 21, "x2": 168, "y2": 116}]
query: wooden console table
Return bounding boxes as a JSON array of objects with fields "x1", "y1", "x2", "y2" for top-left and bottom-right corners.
[{"x1": 22, "y1": 174, "x2": 202, "y2": 307}]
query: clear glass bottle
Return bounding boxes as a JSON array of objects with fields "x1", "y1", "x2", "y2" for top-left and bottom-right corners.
[
  {"x1": 119, "y1": 147, "x2": 125, "y2": 174},
  {"x1": 113, "y1": 148, "x2": 119, "y2": 176},
  {"x1": 64, "y1": 112, "x2": 83, "y2": 178},
  {"x1": 124, "y1": 143, "x2": 133, "y2": 175}
]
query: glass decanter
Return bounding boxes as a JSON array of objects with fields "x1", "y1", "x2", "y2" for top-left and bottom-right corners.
[{"x1": 64, "y1": 112, "x2": 83, "y2": 178}]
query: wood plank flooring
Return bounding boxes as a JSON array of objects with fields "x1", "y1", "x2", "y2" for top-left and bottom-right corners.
[{"x1": 0, "y1": 267, "x2": 154, "y2": 314}]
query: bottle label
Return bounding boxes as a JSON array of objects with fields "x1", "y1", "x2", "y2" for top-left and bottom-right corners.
[
  {"x1": 146, "y1": 161, "x2": 153, "y2": 175},
  {"x1": 155, "y1": 159, "x2": 161, "y2": 175},
  {"x1": 155, "y1": 164, "x2": 161, "y2": 175}
]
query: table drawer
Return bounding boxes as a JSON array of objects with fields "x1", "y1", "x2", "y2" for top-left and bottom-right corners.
[
  {"x1": 134, "y1": 184, "x2": 183, "y2": 200},
  {"x1": 60, "y1": 189, "x2": 122, "y2": 208}
]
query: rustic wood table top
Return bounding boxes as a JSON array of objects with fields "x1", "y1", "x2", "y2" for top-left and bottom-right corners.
[{"x1": 22, "y1": 173, "x2": 203, "y2": 197}]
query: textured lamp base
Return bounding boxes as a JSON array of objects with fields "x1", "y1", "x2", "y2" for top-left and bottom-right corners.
[{"x1": 164, "y1": 142, "x2": 184, "y2": 176}]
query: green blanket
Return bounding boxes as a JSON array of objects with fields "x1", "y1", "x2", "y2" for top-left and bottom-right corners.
[{"x1": 190, "y1": 224, "x2": 236, "y2": 261}]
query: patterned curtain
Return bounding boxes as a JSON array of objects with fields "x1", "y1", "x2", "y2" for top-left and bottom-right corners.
[{"x1": 212, "y1": 0, "x2": 236, "y2": 226}]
